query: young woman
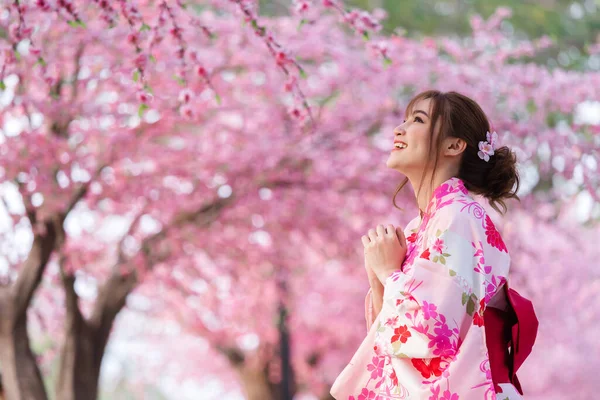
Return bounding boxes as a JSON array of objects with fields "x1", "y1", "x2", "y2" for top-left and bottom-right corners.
[{"x1": 330, "y1": 90, "x2": 537, "y2": 400}]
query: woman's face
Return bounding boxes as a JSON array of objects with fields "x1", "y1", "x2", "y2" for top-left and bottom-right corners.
[{"x1": 386, "y1": 98, "x2": 436, "y2": 175}]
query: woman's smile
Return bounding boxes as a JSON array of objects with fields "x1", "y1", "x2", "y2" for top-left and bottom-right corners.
[{"x1": 392, "y1": 141, "x2": 408, "y2": 151}]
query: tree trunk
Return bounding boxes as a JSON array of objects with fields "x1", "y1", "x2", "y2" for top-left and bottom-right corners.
[
  {"x1": 0, "y1": 216, "x2": 62, "y2": 400},
  {"x1": 237, "y1": 365, "x2": 277, "y2": 400},
  {"x1": 0, "y1": 310, "x2": 48, "y2": 400},
  {"x1": 223, "y1": 346, "x2": 296, "y2": 400},
  {"x1": 54, "y1": 272, "x2": 136, "y2": 400},
  {"x1": 53, "y1": 196, "x2": 231, "y2": 399},
  {"x1": 55, "y1": 311, "x2": 103, "y2": 400}
]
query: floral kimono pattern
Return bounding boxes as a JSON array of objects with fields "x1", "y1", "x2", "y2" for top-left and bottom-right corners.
[{"x1": 331, "y1": 177, "x2": 523, "y2": 400}]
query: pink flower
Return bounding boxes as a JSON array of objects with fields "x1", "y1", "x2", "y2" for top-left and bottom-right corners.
[
  {"x1": 180, "y1": 104, "x2": 195, "y2": 119},
  {"x1": 294, "y1": 0, "x2": 310, "y2": 13},
  {"x1": 288, "y1": 106, "x2": 306, "y2": 121},
  {"x1": 9, "y1": 23, "x2": 21, "y2": 41},
  {"x1": 134, "y1": 53, "x2": 148, "y2": 70},
  {"x1": 127, "y1": 32, "x2": 139, "y2": 45},
  {"x1": 477, "y1": 131, "x2": 498, "y2": 162},
  {"x1": 284, "y1": 76, "x2": 297, "y2": 92},
  {"x1": 44, "y1": 75, "x2": 58, "y2": 87},
  {"x1": 29, "y1": 47, "x2": 41, "y2": 57},
  {"x1": 275, "y1": 50, "x2": 290, "y2": 66},
  {"x1": 3, "y1": 49, "x2": 16, "y2": 64},
  {"x1": 178, "y1": 89, "x2": 194, "y2": 103},
  {"x1": 36, "y1": 0, "x2": 51, "y2": 11},
  {"x1": 196, "y1": 65, "x2": 208, "y2": 78},
  {"x1": 478, "y1": 141, "x2": 494, "y2": 162},
  {"x1": 136, "y1": 91, "x2": 153, "y2": 104}
]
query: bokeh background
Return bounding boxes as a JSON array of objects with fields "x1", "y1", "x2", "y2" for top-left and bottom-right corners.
[{"x1": 0, "y1": 0, "x2": 599, "y2": 399}]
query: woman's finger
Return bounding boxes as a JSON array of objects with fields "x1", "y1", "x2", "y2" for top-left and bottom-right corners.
[
  {"x1": 386, "y1": 224, "x2": 395, "y2": 237},
  {"x1": 361, "y1": 235, "x2": 370, "y2": 247},
  {"x1": 368, "y1": 228, "x2": 377, "y2": 242},
  {"x1": 376, "y1": 224, "x2": 386, "y2": 238},
  {"x1": 396, "y1": 226, "x2": 406, "y2": 247}
]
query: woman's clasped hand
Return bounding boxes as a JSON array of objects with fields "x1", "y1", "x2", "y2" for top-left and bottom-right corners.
[{"x1": 361, "y1": 224, "x2": 407, "y2": 285}]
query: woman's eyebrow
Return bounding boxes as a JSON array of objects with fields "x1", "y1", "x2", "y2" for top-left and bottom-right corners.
[{"x1": 413, "y1": 109, "x2": 429, "y2": 118}]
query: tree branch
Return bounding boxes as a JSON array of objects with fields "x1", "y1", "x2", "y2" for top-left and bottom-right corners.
[
  {"x1": 58, "y1": 253, "x2": 83, "y2": 328},
  {"x1": 11, "y1": 214, "x2": 64, "y2": 319},
  {"x1": 87, "y1": 194, "x2": 236, "y2": 355}
]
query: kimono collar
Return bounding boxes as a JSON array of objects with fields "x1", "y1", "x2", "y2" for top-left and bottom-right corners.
[{"x1": 420, "y1": 176, "x2": 468, "y2": 219}]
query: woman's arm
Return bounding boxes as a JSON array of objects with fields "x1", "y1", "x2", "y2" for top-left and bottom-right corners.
[
  {"x1": 366, "y1": 264, "x2": 384, "y2": 317},
  {"x1": 373, "y1": 207, "x2": 510, "y2": 359}
]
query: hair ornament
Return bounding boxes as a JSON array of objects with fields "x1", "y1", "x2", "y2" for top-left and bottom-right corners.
[{"x1": 478, "y1": 131, "x2": 498, "y2": 162}]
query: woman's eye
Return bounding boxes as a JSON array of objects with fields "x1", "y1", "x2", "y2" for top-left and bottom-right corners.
[{"x1": 415, "y1": 116, "x2": 424, "y2": 123}]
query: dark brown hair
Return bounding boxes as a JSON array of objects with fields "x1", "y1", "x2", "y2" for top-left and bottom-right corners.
[{"x1": 392, "y1": 90, "x2": 520, "y2": 215}]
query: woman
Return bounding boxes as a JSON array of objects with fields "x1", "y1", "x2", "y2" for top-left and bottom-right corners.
[{"x1": 330, "y1": 90, "x2": 537, "y2": 400}]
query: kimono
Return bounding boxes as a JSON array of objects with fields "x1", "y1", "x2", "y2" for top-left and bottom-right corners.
[{"x1": 331, "y1": 177, "x2": 537, "y2": 400}]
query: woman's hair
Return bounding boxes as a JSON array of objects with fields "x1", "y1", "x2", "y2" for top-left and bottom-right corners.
[{"x1": 392, "y1": 90, "x2": 520, "y2": 215}]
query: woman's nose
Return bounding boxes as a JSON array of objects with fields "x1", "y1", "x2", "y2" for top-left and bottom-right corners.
[{"x1": 394, "y1": 127, "x2": 405, "y2": 136}]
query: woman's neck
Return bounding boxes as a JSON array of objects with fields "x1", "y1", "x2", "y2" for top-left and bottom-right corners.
[{"x1": 409, "y1": 169, "x2": 456, "y2": 215}]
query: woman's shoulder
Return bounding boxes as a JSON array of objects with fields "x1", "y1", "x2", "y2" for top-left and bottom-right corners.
[{"x1": 430, "y1": 193, "x2": 510, "y2": 254}]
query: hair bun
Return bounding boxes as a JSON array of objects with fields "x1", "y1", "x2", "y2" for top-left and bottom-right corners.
[{"x1": 482, "y1": 146, "x2": 520, "y2": 214}]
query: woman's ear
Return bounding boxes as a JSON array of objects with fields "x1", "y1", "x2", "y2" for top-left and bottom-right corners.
[{"x1": 443, "y1": 137, "x2": 467, "y2": 157}]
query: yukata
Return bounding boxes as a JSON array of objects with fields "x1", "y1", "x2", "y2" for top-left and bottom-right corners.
[{"x1": 331, "y1": 177, "x2": 536, "y2": 400}]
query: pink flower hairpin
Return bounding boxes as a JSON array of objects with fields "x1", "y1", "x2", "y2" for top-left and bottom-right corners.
[{"x1": 478, "y1": 131, "x2": 498, "y2": 162}]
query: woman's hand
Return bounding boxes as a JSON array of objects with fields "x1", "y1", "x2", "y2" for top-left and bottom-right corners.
[{"x1": 362, "y1": 224, "x2": 407, "y2": 285}]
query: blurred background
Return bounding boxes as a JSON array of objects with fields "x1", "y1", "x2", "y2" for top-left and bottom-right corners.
[{"x1": 0, "y1": 0, "x2": 599, "y2": 399}]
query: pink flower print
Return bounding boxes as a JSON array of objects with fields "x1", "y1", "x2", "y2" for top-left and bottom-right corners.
[
  {"x1": 358, "y1": 388, "x2": 378, "y2": 400},
  {"x1": 422, "y1": 301, "x2": 438, "y2": 320},
  {"x1": 435, "y1": 183, "x2": 452, "y2": 200},
  {"x1": 429, "y1": 334, "x2": 451, "y2": 354},
  {"x1": 367, "y1": 356, "x2": 385, "y2": 380},
  {"x1": 484, "y1": 215, "x2": 508, "y2": 252},
  {"x1": 441, "y1": 390, "x2": 459, "y2": 400},
  {"x1": 385, "y1": 315, "x2": 399, "y2": 327},
  {"x1": 432, "y1": 238, "x2": 444, "y2": 254},
  {"x1": 429, "y1": 385, "x2": 441, "y2": 400},
  {"x1": 456, "y1": 179, "x2": 468, "y2": 194},
  {"x1": 404, "y1": 247, "x2": 418, "y2": 266},
  {"x1": 434, "y1": 323, "x2": 453, "y2": 338},
  {"x1": 390, "y1": 271, "x2": 401, "y2": 281}
]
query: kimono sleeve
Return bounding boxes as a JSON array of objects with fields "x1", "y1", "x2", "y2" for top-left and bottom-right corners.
[{"x1": 374, "y1": 204, "x2": 509, "y2": 360}]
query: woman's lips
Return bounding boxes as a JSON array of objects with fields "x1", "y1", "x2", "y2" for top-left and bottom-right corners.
[{"x1": 392, "y1": 142, "x2": 407, "y2": 152}]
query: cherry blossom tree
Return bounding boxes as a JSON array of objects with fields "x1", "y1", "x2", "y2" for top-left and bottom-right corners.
[{"x1": 0, "y1": 1, "x2": 598, "y2": 399}]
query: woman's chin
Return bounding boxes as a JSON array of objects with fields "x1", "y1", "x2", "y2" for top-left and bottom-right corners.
[{"x1": 386, "y1": 156, "x2": 403, "y2": 171}]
